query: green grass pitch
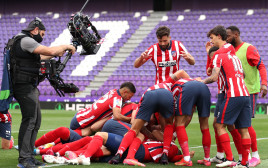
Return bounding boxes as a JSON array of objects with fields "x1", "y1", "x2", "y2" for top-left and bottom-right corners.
[{"x1": 0, "y1": 109, "x2": 268, "y2": 168}]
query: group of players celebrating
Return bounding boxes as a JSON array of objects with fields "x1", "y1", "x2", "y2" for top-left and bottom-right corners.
[{"x1": 33, "y1": 25, "x2": 267, "y2": 168}]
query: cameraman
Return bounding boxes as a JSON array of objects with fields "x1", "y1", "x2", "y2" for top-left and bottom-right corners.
[{"x1": 11, "y1": 17, "x2": 76, "y2": 168}]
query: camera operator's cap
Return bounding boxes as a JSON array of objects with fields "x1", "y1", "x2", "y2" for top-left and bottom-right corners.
[{"x1": 23, "y1": 17, "x2": 46, "y2": 31}]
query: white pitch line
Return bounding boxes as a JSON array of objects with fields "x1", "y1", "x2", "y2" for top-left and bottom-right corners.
[
  {"x1": 190, "y1": 137, "x2": 268, "y2": 149},
  {"x1": 12, "y1": 129, "x2": 54, "y2": 133},
  {"x1": 40, "y1": 164, "x2": 68, "y2": 168}
]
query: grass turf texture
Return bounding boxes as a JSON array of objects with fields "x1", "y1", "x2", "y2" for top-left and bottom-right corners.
[{"x1": 0, "y1": 109, "x2": 268, "y2": 168}]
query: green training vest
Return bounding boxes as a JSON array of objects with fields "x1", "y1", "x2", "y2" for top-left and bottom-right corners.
[{"x1": 236, "y1": 42, "x2": 260, "y2": 94}]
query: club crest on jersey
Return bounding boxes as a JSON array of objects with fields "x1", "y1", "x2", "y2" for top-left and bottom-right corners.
[
  {"x1": 158, "y1": 60, "x2": 177, "y2": 67},
  {"x1": 171, "y1": 51, "x2": 177, "y2": 57}
]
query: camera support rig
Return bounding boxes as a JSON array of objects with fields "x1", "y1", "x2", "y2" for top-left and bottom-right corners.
[{"x1": 40, "y1": 0, "x2": 102, "y2": 97}]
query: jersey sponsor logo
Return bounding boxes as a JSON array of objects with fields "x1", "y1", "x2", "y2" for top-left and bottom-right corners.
[{"x1": 158, "y1": 60, "x2": 177, "y2": 67}]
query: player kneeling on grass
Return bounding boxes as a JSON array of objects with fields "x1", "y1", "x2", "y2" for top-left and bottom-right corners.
[{"x1": 0, "y1": 111, "x2": 14, "y2": 150}]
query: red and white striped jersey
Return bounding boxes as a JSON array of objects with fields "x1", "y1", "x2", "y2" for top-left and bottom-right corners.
[
  {"x1": 146, "y1": 40, "x2": 189, "y2": 84},
  {"x1": 121, "y1": 103, "x2": 138, "y2": 117},
  {"x1": 0, "y1": 111, "x2": 12, "y2": 123},
  {"x1": 212, "y1": 44, "x2": 249, "y2": 97},
  {"x1": 143, "y1": 141, "x2": 178, "y2": 162},
  {"x1": 76, "y1": 89, "x2": 123, "y2": 128}
]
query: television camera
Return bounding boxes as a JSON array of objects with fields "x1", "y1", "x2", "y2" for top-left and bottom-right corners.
[{"x1": 40, "y1": 0, "x2": 101, "y2": 97}]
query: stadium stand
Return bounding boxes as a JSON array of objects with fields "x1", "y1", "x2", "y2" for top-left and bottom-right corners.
[{"x1": 0, "y1": 9, "x2": 267, "y2": 103}]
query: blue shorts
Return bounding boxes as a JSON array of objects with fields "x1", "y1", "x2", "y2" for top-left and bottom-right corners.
[
  {"x1": 100, "y1": 133, "x2": 145, "y2": 162},
  {"x1": 216, "y1": 96, "x2": 251, "y2": 128},
  {"x1": 214, "y1": 93, "x2": 225, "y2": 117},
  {"x1": 101, "y1": 119, "x2": 131, "y2": 136},
  {"x1": 70, "y1": 114, "x2": 80, "y2": 130},
  {"x1": 0, "y1": 122, "x2": 11, "y2": 140},
  {"x1": 136, "y1": 89, "x2": 174, "y2": 122},
  {"x1": 250, "y1": 93, "x2": 258, "y2": 118},
  {"x1": 175, "y1": 81, "x2": 211, "y2": 117},
  {"x1": 61, "y1": 129, "x2": 82, "y2": 144}
]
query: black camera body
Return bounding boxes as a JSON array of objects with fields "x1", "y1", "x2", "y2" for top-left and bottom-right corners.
[
  {"x1": 41, "y1": 12, "x2": 101, "y2": 97},
  {"x1": 68, "y1": 12, "x2": 102, "y2": 55}
]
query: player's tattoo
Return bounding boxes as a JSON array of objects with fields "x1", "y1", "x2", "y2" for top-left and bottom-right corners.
[
  {"x1": 203, "y1": 68, "x2": 218, "y2": 84},
  {"x1": 203, "y1": 77, "x2": 215, "y2": 84}
]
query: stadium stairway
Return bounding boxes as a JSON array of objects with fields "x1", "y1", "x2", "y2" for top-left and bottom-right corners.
[{"x1": 76, "y1": 11, "x2": 167, "y2": 97}]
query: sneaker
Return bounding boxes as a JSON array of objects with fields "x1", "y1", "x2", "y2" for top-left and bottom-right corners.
[
  {"x1": 249, "y1": 157, "x2": 261, "y2": 167},
  {"x1": 80, "y1": 155, "x2": 90, "y2": 165},
  {"x1": 17, "y1": 158, "x2": 39, "y2": 168},
  {"x1": 42, "y1": 155, "x2": 57, "y2": 164},
  {"x1": 215, "y1": 160, "x2": 234, "y2": 167},
  {"x1": 123, "y1": 158, "x2": 146, "y2": 167},
  {"x1": 54, "y1": 156, "x2": 68, "y2": 164},
  {"x1": 14, "y1": 145, "x2": 19, "y2": 150},
  {"x1": 197, "y1": 159, "x2": 211, "y2": 166},
  {"x1": 31, "y1": 158, "x2": 46, "y2": 166},
  {"x1": 66, "y1": 155, "x2": 90, "y2": 165},
  {"x1": 175, "y1": 158, "x2": 193, "y2": 166},
  {"x1": 233, "y1": 162, "x2": 249, "y2": 168},
  {"x1": 65, "y1": 151, "x2": 78, "y2": 160},
  {"x1": 210, "y1": 156, "x2": 226, "y2": 164},
  {"x1": 108, "y1": 153, "x2": 121, "y2": 164},
  {"x1": 159, "y1": 153, "x2": 169, "y2": 165},
  {"x1": 67, "y1": 158, "x2": 79, "y2": 165},
  {"x1": 229, "y1": 160, "x2": 241, "y2": 167}
]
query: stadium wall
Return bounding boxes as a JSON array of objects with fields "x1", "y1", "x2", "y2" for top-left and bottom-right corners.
[{"x1": 8, "y1": 101, "x2": 268, "y2": 116}]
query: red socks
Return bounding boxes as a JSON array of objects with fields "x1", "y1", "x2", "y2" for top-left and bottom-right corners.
[
  {"x1": 126, "y1": 137, "x2": 142, "y2": 159},
  {"x1": 201, "y1": 128, "x2": 211, "y2": 158},
  {"x1": 35, "y1": 127, "x2": 70, "y2": 147},
  {"x1": 163, "y1": 125, "x2": 174, "y2": 154},
  {"x1": 230, "y1": 129, "x2": 243, "y2": 155},
  {"x1": 176, "y1": 126, "x2": 190, "y2": 157},
  {"x1": 219, "y1": 133, "x2": 233, "y2": 161},
  {"x1": 117, "y1": 130, "x2": 136, "y2": 156},
  {"x1": 214, "y1": 129, "x2": 224, "y2": 153},
  {"x1": 39, "y1": 143, "x2": 64, "y2": 155},
  {"x1": 248, "y1": 126, "x2": 257, "y2": 152},
  {"x1": 57, "y1": 136, "x2": 92, "y2": 156},
  {"x1": 241, "y1": 138, "x2": 251, "y2": 165},
  {"x1": 84, "y1": 135, "x2": 103, "y2": 158}
]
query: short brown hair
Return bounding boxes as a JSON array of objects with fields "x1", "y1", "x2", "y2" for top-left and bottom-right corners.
[
  {"x1": 207, "y1": 25, "x2": 227, "y2": 41},
  {"x1": 156, "y1": 26, "x2": 170, "y2": 39}
]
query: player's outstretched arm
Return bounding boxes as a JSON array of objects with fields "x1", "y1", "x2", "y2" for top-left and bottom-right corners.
[
  {"x1": 202, "y1": 67, "x2": 220, "y2": 84},
  {"x1": 171, "y1": 70, "x2": 190, "y2": 81},
  {"x1": 134, "y1": 50, "x2": 150, "y2": 68},
  {"x1": 180, "y1": 51, "x2": 195, "y2": 65}
]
